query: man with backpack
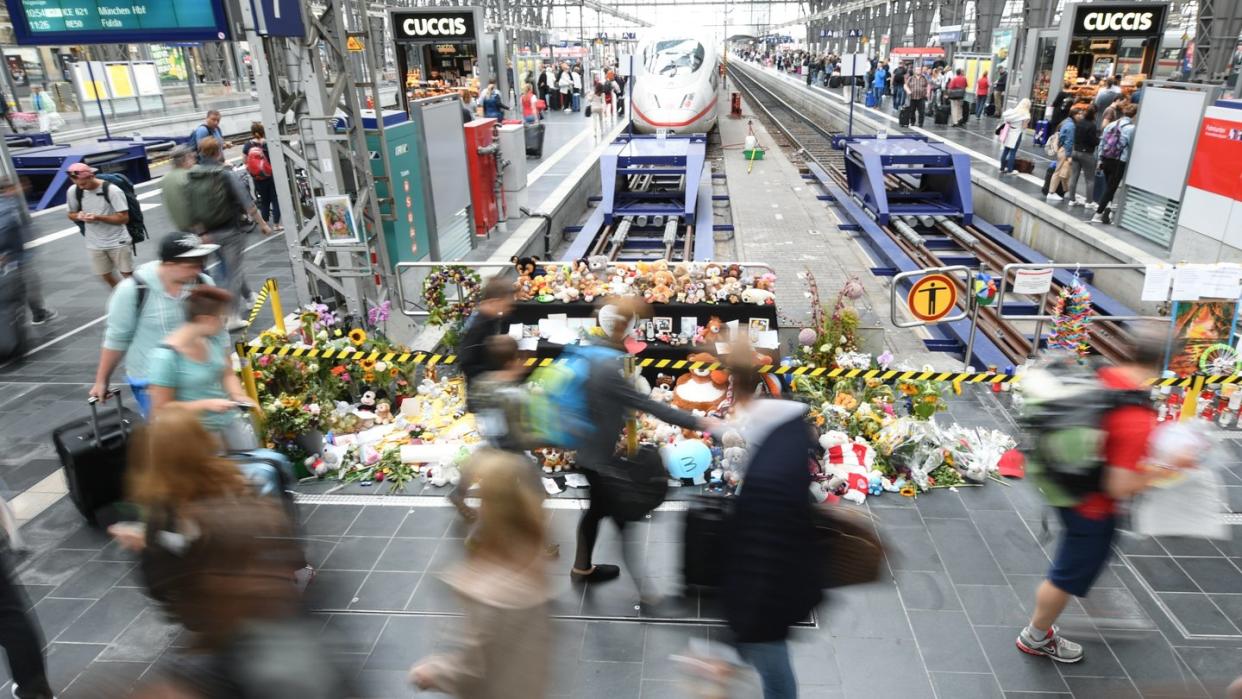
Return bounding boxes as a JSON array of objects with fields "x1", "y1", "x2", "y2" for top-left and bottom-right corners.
[
  {"x1": 161, "y1": 144, "x2": 197, "y2": 231},
  {"x1": 190, "y1": 109, "x2": 227, "y2": 163},
  {"x1": 90, "y1": 232, "x2": 220, "y2": 414},
  {"x1": 66, "y1": 163, "x2": 133, "y2": 288},
  {"x1": 1091, "y1": 103, "x2": 1137, "y2": 224},
  {"x1": 242, "y1": 122, "x2": 282, "y2": 233},
  {"x1": 456, "y1": 277, "x2": 515, "y2": 412},
  {"x1": 192, "y1": 136, "x2": 271, "y2": 328},
  {"x1": 1017, "y1": 327, "x2": 1176, "y2": 664}
]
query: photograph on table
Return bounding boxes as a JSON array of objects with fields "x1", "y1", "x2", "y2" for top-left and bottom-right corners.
[
  {"x1": 316, "y1": 195, "x2": 361, "y2": 246},
  {"x1": 749, "y1": 317, "x2": 770, "y2": 334},
  {"x1": 653, "y1": 316, "x2": 674, "y2": 335}
]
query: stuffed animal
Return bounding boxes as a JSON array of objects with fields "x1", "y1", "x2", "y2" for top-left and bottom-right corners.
[
  {"x1": 356, "y1": 389, "x2": 378, "y2": 413},
  {"x1": 541, "y1": 448, "x2": 567, "y2": 473},
  {"x1": 756, "y1": 273, "x2": 776, "y2": 292},
  {"x1": 724, "y1": 264, "x2": 743, "y2": 279},
  {"x1": 698, "y1": 316, "x2": 725, "y2": 345},
  {"x1": 587, "y1": 255, "x2": 609, "y2": 274},
  {"x1": 650, "y1": 373, "x2": 675, "y2": 402},
  {"x1": 720, "y1": 429, "x2": 749, "y2": 479},
  {"x1": 514, "y1": 276, "x2": 534, "y2": 301},
  {"x1": 741, "y1": 287, "x2": 776, "y2": 305},
  {"x1": 511, "y1": 255, "x2": 540, "y2": 278},
  {"x1": 374, "y1": 400, "x2": 394, "y2": 425},
  {"x1": 672, "y1": 353, "x2": 729, "y2": 413}
]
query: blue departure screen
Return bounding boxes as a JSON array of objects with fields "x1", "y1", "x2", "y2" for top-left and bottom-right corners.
[{"x1": 7, "y1": 0, "x2": 231, "y2": 43}]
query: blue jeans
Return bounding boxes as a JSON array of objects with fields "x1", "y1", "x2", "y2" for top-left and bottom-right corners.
[
  {"x1": 975, "y1": 98, "x2": 988, "y2": 116},
  {"x1": 893, "y1": 89, "x2": 906, "y2": 110},
  {"x1": 1000, "y1": 134, "x2": 1021, "y2": 172},
  {"x1": 871, "y1": 86, "x2": 884, "y2": 105},
  {"x1": 737, "y1": 641, "x2": 797, "y2": 699}
]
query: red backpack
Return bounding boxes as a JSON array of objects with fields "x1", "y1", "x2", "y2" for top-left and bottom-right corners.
[{"x1": 246, "y1": 145, "x2": 273, "y2": 179}]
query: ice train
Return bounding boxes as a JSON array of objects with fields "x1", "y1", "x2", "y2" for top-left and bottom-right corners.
[{"x1": 630, "y1": 34, "x2": 720, "y2": 135}]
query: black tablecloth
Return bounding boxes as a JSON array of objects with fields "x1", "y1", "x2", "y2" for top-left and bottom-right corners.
[{"x1": 509, "y1": 302, "x2": 779, "y2": 328}]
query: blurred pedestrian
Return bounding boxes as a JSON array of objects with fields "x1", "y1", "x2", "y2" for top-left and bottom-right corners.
[
  {"x1": 411, "y1": 450, "x2": 551, "y2": 698},
  {"x1": 539, "y1": 65, "x2": 556, "y2": 111},
  {"x1": 557, "y1": 63, "x2": 573, "y2": 113},
  {"x1": 997, "y1": 98, "x2": 1031, "y2": 175},
  {"x1": 569, "y1": 300, "x2": 714, "y2": 599},
  {"x1": 193, "y1": 136, "x2": 271, "y2": 328},
  {"x1": 161, "y1": 144, "x2": 198, "y2": 232},
  {"x1": 0, "y1": 543, "x2": 53, "y2": 699},
  {"x1": 66, "y1": 162, "x2": 132, "y2": 288},
  {"x1": 1091, "y1": 103, "x2": 1137, "y2": 224},
  {"x1": 0, "y1": 177, "x2": 56, "y2": 327},
  {"x1": 521, "y1": 83, "x2": 542, "y2": 124},
  {"x1": 974, "y1": 71, "x2": 990, "y2": 117},
  {"x1": 480, "y1": 82, "x2": 508, "y2": 120},
  {"x1": 242, "y1": 122, "x2": 282, "y2": 232},
  {"x1": 31, "y1": 85, "x2": 54, "y2": 133},
  {"x1": 1017, "y1": 330, "x2": 1172, "y2": 663},
  {"x1": 456, "y1": 276, "x2": 515, "y2": 411},
  {"x1": 189, "y1": 109, "x2": 226, "y2": 163},
  {"x1": 147, "y1": 286, "x2": 256, "y2": 450},
  {"x1": 993, "y1": 67, "x2": 1008, "y2": 112},
  {"x1": 891, "y1": 62, "x2": 907, "y2": 111},
  {"x1": 1066, "y1": 107, "x2": 1099, "y2": 208},
  {"x1": 589, "y1": 83, "x2": 606, "y2": 140},
  {"x1": 719, "y1": 355, "x2": 821, "y2": 698},
  {"x1": 90, "y1": 232, "x2": 219, "y2": 414}
]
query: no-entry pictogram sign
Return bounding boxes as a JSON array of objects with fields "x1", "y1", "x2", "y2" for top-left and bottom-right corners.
[{"x1": 907, "y1": 273, "x2": 958, "y2": 323}]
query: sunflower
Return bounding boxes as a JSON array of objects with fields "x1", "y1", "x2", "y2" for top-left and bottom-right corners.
[
  {"x1": 899, "y1": 484, "x2": 917, "y2": 497},
  {"x1": 279, "y1": 396, "x2": 300, "y2": 410},
  {"x1": 359, "y1": 357, "x2": 377, "y2": 371},
  {"x1": 388, "y1": 366, "x2": 400, "y2": 378},
  {"x1": 363, "y1": 371, "x2": 376, "y2": 384},
  {"x1": 348, "y1": 328, "x2": 367, "y2": 346},
  {"x1": 899, "y1": 383, "x2": 918, "y2": 396}
]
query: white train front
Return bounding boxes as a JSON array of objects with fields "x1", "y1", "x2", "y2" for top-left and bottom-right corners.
[{"x1": 630, "y1": 35, "x2": 720, "y2": 135}]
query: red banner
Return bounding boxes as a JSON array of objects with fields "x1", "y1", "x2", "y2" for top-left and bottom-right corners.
[{"x1": 1186, "y1": 116, "x2": 1242, "y2": 201}]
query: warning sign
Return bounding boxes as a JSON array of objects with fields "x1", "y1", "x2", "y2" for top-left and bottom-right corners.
[
  {"x1": 347, "y1": 36, "x2": 365, "y2": 52},
  {"x1": 907, "y1": 273, "x2": 959, "y2": 323}
]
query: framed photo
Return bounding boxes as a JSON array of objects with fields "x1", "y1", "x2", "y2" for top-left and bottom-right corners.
[
  {"x1": 653, "y1": 316, "x2": 674, "y2": 335},
  {"x1": 316, "y1": 195, "x2": 361, "y2": 246},
  {"x1": 749, "y1": 317, "x2": 770, "y2": 334},
  {"x1": 641, "y1": 319, "x2": 655, "y2": 340}
]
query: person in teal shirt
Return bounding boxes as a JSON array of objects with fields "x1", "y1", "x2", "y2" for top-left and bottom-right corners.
[{"x1": 147, "y1": 286, "x2": 256, "y2": 451}]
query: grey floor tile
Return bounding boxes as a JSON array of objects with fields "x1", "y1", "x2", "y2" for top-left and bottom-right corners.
[
  {"x1": 915, "y1": 491, "x2": 970, "y2": 518},
  {"x1": 909, "y1": 610, "x2": 992, "y2": 672},
  {"x1": 17, "y1": 584, "x2": 55, "y2": 611},
  {"x1": 363, "y1": 616, "x2": 452, "y2": 671},
  {"x1": 930, "y1": 671, "x2": 1005, "y2": 699},
  {"x1": 395, "y1": 507, "x2": 456, "y2": 538},
  {"x1": 1157, "y1": 536, "x2": 1223, "y2": 557},
  {"x1": 1006, "y1": 574, "x2": 1085, "y2": 618},
  {"x1": 572, "y1": 659, "x2": 642, "y2": 696},
  {"x1": 551, "y1": 619, "x2": 588, "y2": 660},
  {"x1": 1117, "y1": 534, "x2": 1165, "y2": 556},
  {"x1": 787, "y1": 630, "x2": 843, "y2": 686},
  {"x1": 304, "y1": 569, "x2": 368, "y2": 611},
  {"x1": 405, "y1": 573, "x2": 464, "y2": 614},
  {"x1": 374, "y1": 537, "x2": 440, "y2": 572},
  {"x1": 894, "y1": 570, "x2": 962, "y2": 611},
  {"x1": 319, "y1": 613, "x2": 389, "y2": 655},
  {"x1": 319, "y1": 536, "x2": 388, "y2": 571},
  {"x1": 96, "y1": 607, "x2": 180, "y2": 663},
  {"x1": 582, "y1": 621, "x2": 645, "y2": 662},
  {"x1": 351, "y1": 669, "x2": 415, "y2": 698},
  {"x1": 867, "y1": 505, "x2": 924, "y2": 527},
  {"x1": 31, "y1": 596, "x2": 94, "y2": 641},
  {"x1": 972, "y1": 625, "x2": 1069, "y2": 694},
  {"x1": 640, "y1": 679, "x2": 687, "y2": 698},
  {"x1": 962, "y1": 483, "x2": 1022, "y2": 511},
  {"x1": 300, "y1": 505, "x2": 363, "y2": 536},
  {"x1": 56, "y1": 524, "x2": 113, "y2": 551},
  {"x1": 1079, "y1": 587, "x2": 1153, "y2": 629},
  {"x1": 969, "y1": 510, "x2": 1050, "y2": 576},
  {"x1": 298, "y1": 536, "x2": 340, "y2": 569},
  {"x1": 18, "y1": 548, "x2": 100, "y2": 587},
  {"x1": 958, "y1": 585, "x2": 1029, "y2": 627},
  {"x1": 57, "y1": 588, "x2": 151, "y2": 644},
  {"x1": 350, "y1": 571, "x2": 422, "y2": 612},
  {"x1": 580, "y1": 577, "x2": 643, "y2": 618},
  {"x1": 925, "y1": 517, "x2": 1007, "y2": 585},
  {"x1": 44, "y1": 642, "x2": 106, "y2": 694},
  {"x1": 823, "y1": 581, "x2": 915, "y2": 640},
  {"x1": 1174, "y1": 644, "x2": 1242, "y2": 697},
  {"x1": 1051, "y1": 629, "x2": 1127, "y2": 678},
  {"x1": 60, "y1": 659, "x2": 149, "y2": 699},
  {"x1": 642, "y1": 624, "x2": 708, "y2": 681},
  {"x1": 1106, "y1": 629, "x2": 1204, "y2": 695},
  {"x1": 884, "y1": 526, "x2": 945, "y2": 573},
  {"x1": 1210, "y1": 593, "x2": 1242, "y2": 627},
  {"x1": 49, "y1": 560, "x2": 134, "y2": 600},
  {"x1": 344, "y1": 506, "x2": 410, "y2": 538},
  {"x1": 425, "y1": 538, "x2": 467, "y2": 573},
  {"x1": 1177, "y1": 557, "x2": 1242, "y2": 594},
  {"x1": 833, "y1": 637, "x2": 935, "y2": 698},
  {"x1": 1061, "y1": 676, "x2": 1141, "y2": 698},
  {"x1": 1157, "y1": 593, "x2": 1240, "y2": 635}
]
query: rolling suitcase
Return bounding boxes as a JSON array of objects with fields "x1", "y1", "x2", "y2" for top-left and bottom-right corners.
[
  {"x1": 934, "y1": 104, "x2": 950, "y2": 125},
  {"x1": 524, "y1": 121, "x2": 545, "y2": 158},
  {"x1": 1032, "y1": 119, "x2": 1051, "y2": 147},
  {"x1": 864, "y1": 92, "x2": 878, "y2": 108},
  {"x1": 683, "y1": 495, "x2": 732, "y2": 588},
  {"x1": 53, "y1": 390, "x2": 140, "y2": 526},
  {"x1": 233, "y1": 448, "x2": 298, "y2": 522},
  {"x1": 1015, "y1": 158, "x2": 1035, "y2": 174},
  {"x1": 0, "y1": 263, "x2": 26, "y2": 362},
  {"x1": 899, "y1": 105, "x2": 913, "y2": 128}
]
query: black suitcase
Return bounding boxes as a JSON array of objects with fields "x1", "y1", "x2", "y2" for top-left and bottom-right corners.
[
  {"x1": 934, "y1": 104, "x2": 950, "y2": 125},
  {"x1": 683, "y1": 495, "x2": 732, "y2": 588},
  {"x1": 0, "y1": 263, "x2": 26, "y2": 362},
  {"x1": 524, "y1": 121, "x2": 545, "y2": 158},
  {"x1": 53, "y1": 390, "x2": 140, "y2": 526},
  {"x1": 899, "y1": 106, "x2": 913, "y2": 128},
  {"x1": 985, "y1": 102, "x2": 997, "y2": 117}
]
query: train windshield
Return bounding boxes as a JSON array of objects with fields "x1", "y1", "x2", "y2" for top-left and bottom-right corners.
[{"x1": 644, "y1": 39, "x2": 706, "y2": 79}]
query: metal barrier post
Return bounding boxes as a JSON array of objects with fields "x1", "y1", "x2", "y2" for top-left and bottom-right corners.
[
  {"x1": 963, "y1": 296, "x2": 982, "y2": 369},
  {"x1": 1180, "y1": 374, "x2": 1205, "y2": 421},
  {"x1": 236, "y1": 342, "x2": 262, "y2": 422},
  {"x1": 624, "y1": 354, "x2": 638, "y2": 457},
  {"x1": 268, "y1": 279, "x2": 285, "y2": 336}
]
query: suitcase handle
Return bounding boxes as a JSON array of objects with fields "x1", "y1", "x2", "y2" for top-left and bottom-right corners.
[{"x1": 87, "y1": 389, "x2": 129, "y2": 448}]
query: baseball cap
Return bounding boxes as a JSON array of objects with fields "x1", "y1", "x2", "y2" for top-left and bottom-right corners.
[
  {"x1": 67, "y1": 162, "x2": 97, "y2": 177},
  {"x1": 159, "y1": 232, "x2": 219, "y2": 262}
]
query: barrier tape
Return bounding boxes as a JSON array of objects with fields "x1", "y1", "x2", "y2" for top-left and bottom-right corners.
[
  {"x1": 245, "y1": 279, "x2": 276, "y2": 328},
  {"x1": 240, "y1": 342, "x2": 1242, "y2": 389}
]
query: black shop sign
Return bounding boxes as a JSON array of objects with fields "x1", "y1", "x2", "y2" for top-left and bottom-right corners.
[
  {"x1": 1072, "y1": 4, "x2": 1168, "y2": 37},
  {"x1": 391, "y1": 9, "x2": 477, "y2": 43}
]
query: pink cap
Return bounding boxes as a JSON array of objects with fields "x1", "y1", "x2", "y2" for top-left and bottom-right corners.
[
  {"x1": 998, "y1": 449, "x2": 1025, "y2": 479},
  {"x1": 67, "y1": 162, "x2": 97, "y2": 176}
]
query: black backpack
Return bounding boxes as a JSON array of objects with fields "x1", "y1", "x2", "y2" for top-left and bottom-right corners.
[{"x1": 75, "y1": 174, "x2": 147, "y2": 253}]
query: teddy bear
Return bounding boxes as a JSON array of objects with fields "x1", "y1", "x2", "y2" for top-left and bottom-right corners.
[
  {"x1": 697, "y1": 315, "x2": 725, "y2": 345},
  {"x1": 672, "y1": 353, "x2": 729, "y2": 413},
  {"x1": 355, "y1": 389, "x2": 378, "y2": 414},
  {"x1": 646, "y1": 281, "x2": 673, "y2": 305},
  {"x1": 510, "y1": 255, "x2": 540, "y2": 278},
  {"x1": 541, "y1": 448, "x2": 567, "y2": 473},
  {"x1": 724, "y1": 264, "x2": 743, "y2": 280},
  {"x1": 650, "y1": 373, "x2": 675, "y2": 402},
  {"x1": 819, "y1": 431, "x2": 877, "y2": 495},
  {"x1": 720, "y1": 429, "x2": 749, "y2": 478},
  {"x1": 720, "y1": 277, "x2": 744, "y2": 304},
  {"x1": 741, "y1": 287, "x2": 776, "y2": 305},
  {"x1": 514, "y1": 275, "x2": 534, "y2": 301},
  {"x1": 374, "y1": 400, "x2": 394, "y2": 425},
  {"x1": 756, "y1": 273, "x2": 776, "y2": 292},
  {"x1": 588, "y1": 255, "x2": 609, "y2": 275}
]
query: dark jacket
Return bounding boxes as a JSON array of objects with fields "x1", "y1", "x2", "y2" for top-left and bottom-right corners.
[
  {"x1": 457, "y1": 311, "x2": 506, "y2": 387},
  {"x1": 724, "y1": 400, "x2": 823, "y2": 643},
  {"x1": 1074, "y1": 118, "x2": 1099, "y2": 153},
  {"x1": 0, "y1": 193, "x2": 26, "y2": 262},
  {"x1": 577, "y1": 340, "x2": 700, "y2": 469},
  {"x1": 482, "y1": 91, "x2": 508, "y2": 119}
]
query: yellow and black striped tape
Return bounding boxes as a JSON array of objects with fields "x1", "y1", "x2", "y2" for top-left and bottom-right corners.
[
  {"x1": 245, "y1": 344, "x2": 455, "y2": 367},
  {"x1": 244, "y1": 279, "x2": 277, "y2": 328}
]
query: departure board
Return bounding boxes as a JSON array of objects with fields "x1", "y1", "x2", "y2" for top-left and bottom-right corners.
[{"x1": 6, "y1": 0, "x2": 231, "y2": 44}]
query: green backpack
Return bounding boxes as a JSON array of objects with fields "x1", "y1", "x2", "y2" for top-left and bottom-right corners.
[{"x1": 185, "y1": 165, "x2": 239, "y2": 231}]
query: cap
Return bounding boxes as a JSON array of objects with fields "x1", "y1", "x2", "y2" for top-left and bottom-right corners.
[
  {"x1": 159, "y1": 232, "x2": 219, "y2": 262},
  {"x1": 67, "y1": 162, "x2": 97, "y2": 177},
  {"x1": 997, "y1": 449, "x2": 1025, "y2": 479}
]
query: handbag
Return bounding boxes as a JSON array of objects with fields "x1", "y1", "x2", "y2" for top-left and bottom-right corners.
[
  {"x1": 590, "y1": 445, "x2": 668, "y2": 522},
  {"x1": 996, "y1": 123, "x2": 1009, "y2": 141},
  {"x1": 814, "y1": 505, "x2": 884, "y2": 588},
  {"x1": 584, "y1": 104, "x2": 592, "y2": 117},
  {"x1": 947, "y1": 87, "x2": 965, "y2": 100}
]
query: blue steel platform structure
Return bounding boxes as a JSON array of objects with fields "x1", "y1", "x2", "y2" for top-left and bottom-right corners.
[
  {"x1": 563, "y1": 132, "x2": 714, "y2": 262},
  {"x1": 14, "y1": 142, "x2": 151, "y2": 211},
  {"x1": 838, "y1": 135, "x2": 973, "y2": 227}
]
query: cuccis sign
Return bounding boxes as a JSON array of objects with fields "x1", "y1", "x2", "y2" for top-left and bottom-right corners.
[
  {"x1": 1072, "y1": 4, "x2": 1168, "y2": 37},
  {"x1": 391, "y1": 9, "x2": 477, "y2": 42}
]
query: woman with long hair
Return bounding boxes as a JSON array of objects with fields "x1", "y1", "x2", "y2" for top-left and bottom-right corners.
[
  {"x1": 998, "y1": 98, "x2": 1032, "y2": 175},
  {"x1": 410, "y1": 449, "x2": 552, "y2": 698}
]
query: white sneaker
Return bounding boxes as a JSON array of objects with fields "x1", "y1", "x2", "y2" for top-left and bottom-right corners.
[
  {"x1": 1069, "y1": 198, "x2": 1082, "y2": 207},
  {"x1": 1045, "y1": 193, "x2": 1061, "y2": 201},
  {"x1": 227, "y1": 315, "x2": 249, "y2": 331},
  {"x1": 1090, "y1": 212, "x2": 1105, "y2": 223}
]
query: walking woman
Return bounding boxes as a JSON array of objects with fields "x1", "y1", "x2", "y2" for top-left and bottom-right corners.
[
  {"x1": 1066, "y1": 107, "x2": 1100, "y2": 208},
  {"x1": 410, "y1": 450, "x2": 553, "y2": 698},
  {"x1": 147, "y1": 286, "x2": 258, "y2": 451},
  {"x1": 242, "y1": 123, "x2": 281, "y2": 232},
  {"x1": 997, "y1": 98, "x2": 1032, "y2": 175}
]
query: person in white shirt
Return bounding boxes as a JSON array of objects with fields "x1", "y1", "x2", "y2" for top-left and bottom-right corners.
[{"x1": 558, "y1": 64, "x2": 573, "y2": 112}]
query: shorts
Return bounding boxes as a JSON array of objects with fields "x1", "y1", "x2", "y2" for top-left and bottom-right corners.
[
  {"x1": 89, "y1": 246, "x2": 134, "y2": 276},
  {"x1": 1048, "y1": 507, "x2": 1117, "y2": 597}
]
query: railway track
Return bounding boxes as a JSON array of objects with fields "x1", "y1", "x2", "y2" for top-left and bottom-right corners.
[{"x1": 729, "y1": 67, "x2": 1128, "y2": 365}]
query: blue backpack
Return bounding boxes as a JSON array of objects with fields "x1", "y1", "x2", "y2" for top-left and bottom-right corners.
[{"x1": 526, "y1": 344, "x2": 622, "y2": 449}]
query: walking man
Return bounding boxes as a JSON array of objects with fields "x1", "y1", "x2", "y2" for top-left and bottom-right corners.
[
  {"x1": 993, "y1": 67, "x2": 1008, "y2": 113},
  {"x1": 0, "y1": 546, "x2": 54, "y2": 699},
  {"x1": 66, "y1": 163, "x2": 132, "y2": 288},
  {"x1": 891, "y1": 63, "x2": 907, "y2": 111},
  {"x1": 906, "y1": 65, "x2": 930, "y2": 127},
  {"x1": 0, "y1": 178, "x2": 56, "y2": 326},
  {"x1": 160, "y1": 144, "x2": 197, "y2": 232}
]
